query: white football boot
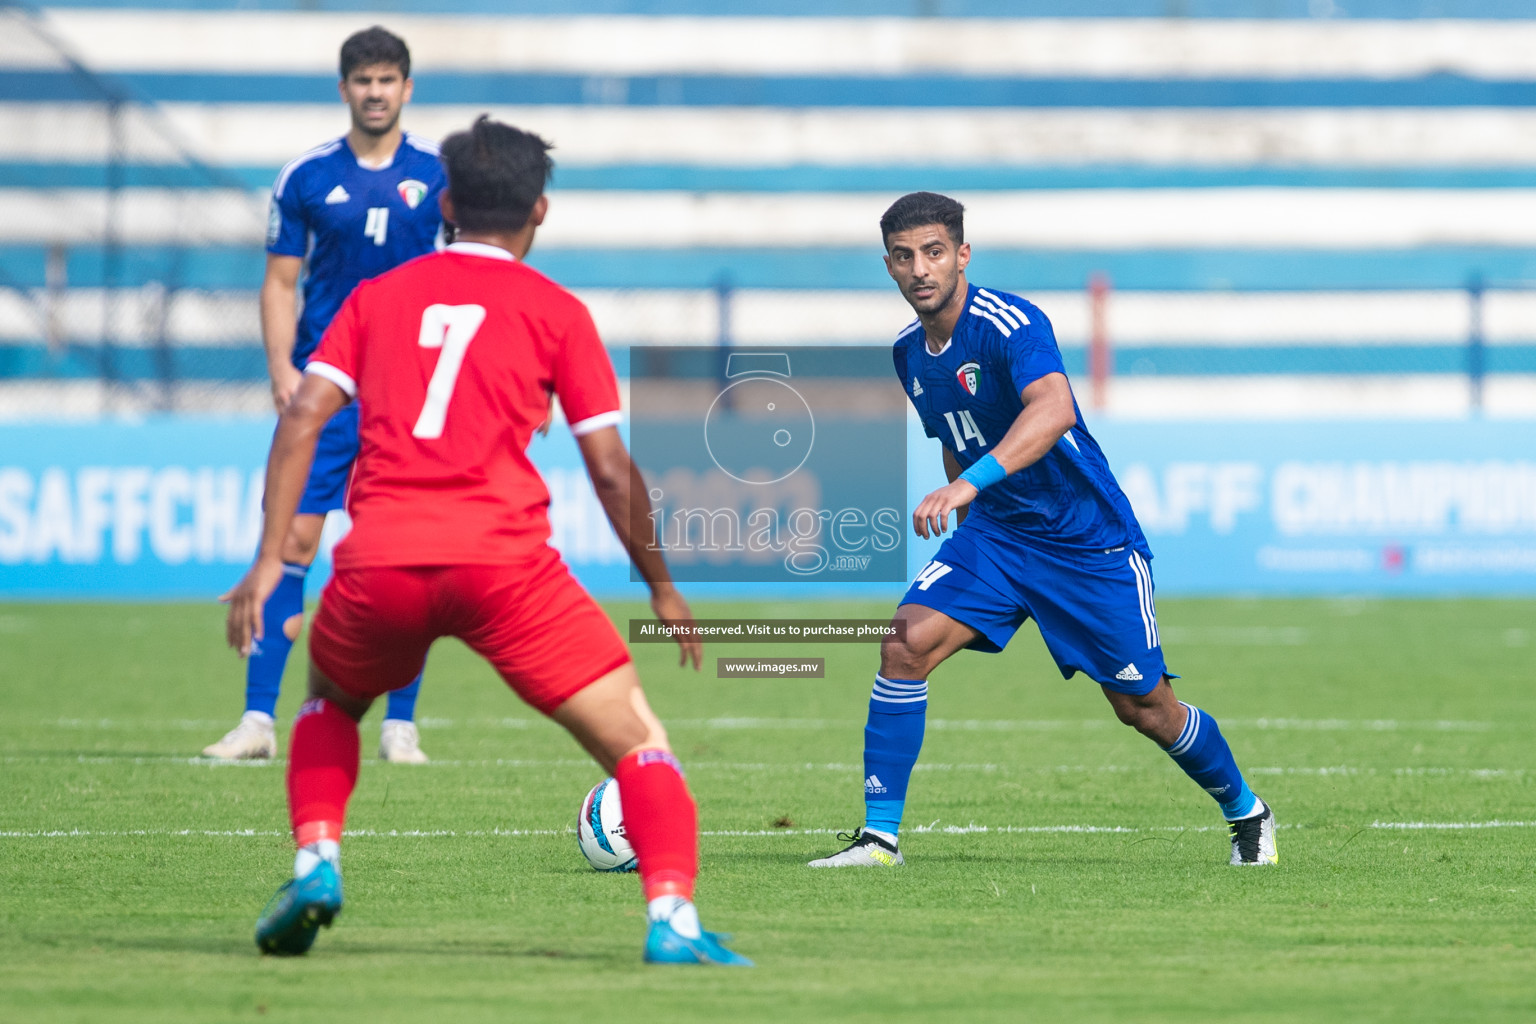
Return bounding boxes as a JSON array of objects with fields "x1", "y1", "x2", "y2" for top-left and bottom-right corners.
[
  {"x1": 379, "y1": 720, "x2": 429, "y2": 764},
  {"x1": 202, "y1": 711, "x2": 277, "y2": 760},
  {"x1": 1228, "y1": 799, "x2": 1279, "y2": 865},
  {"x1": 807, "y1": 828, "x2": 904, "y2": 868}
]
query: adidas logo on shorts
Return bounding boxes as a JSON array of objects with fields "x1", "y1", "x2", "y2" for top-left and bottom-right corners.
[{"x1": 1116, "y1": 663, "x2": 1143, "y2": 682}]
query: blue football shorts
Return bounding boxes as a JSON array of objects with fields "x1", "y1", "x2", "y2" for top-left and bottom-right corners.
[
  {"x1": 294, "y1": 402, "x2": 359, "y2": 516},
  {"x1": 899, "y1": 517, "x2": 1172, "y2": 695}
]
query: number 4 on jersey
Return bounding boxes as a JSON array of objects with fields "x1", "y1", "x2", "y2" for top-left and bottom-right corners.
[
  {"x1": 913, "y1": 560, "x2": 953, "y2": 591},
  {"x1": 364, "y1": 207, "x2": 389, "y2": 246},
  {"x1": 942, "y1": 410, "x2": 987, "y2": 451},
  {"x1": 412, "y1": 304, "x2": 486, "y2": 439}
]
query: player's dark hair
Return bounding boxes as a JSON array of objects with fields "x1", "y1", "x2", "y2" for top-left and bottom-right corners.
[
  {"x1": 340, "y1": 26, "x2": 410, "y2": 80},
  {"x1": 441, "y1": 115, "x2": 554, "y2": 235},
  {"x1": 880, "y1": 191, "x2": 965, "y2": 248}
]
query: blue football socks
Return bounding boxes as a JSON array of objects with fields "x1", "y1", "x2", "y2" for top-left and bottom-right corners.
[
  {"x1": 1164, "y1": 701, "x2": 1259, "y2": 820},
  {"x1": 244, "y1": 563, "x2": 308, "y2": 718},
  {"x1": 385, "y1": 672, "x2": 423, "y2": 722},
  {"x1": 862, "y1": 675, "x2": 929, "y2": 839}
]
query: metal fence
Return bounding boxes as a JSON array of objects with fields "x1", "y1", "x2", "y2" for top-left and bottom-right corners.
[{"x1": 0, "y1": 4, "x2": 266, "y2": 417}]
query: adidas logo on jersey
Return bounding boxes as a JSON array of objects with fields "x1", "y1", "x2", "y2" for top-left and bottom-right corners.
[
  {"x1": 910, "y1": 376, "x2": 923, "y2": 396},
  {"x1": 1116, "y1": 663, "x2": 1143, "y2": 682},
  {"x1": 864, "y1": 774, "x2": 887, "y2": 794},
  {"x1": 324, "y1": 185, "x2": 351, "y2": 204}
]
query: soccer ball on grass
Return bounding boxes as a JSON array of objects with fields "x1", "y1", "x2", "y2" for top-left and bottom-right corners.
[{"x1": 577, "y1": 777, "x2": 637, "y2": 872}]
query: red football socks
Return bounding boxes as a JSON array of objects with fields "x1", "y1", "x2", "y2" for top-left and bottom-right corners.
[
  {"x1": 287, "y1": 698, "x2": 359, "y2": 847},
  {"x1": 614, "y1": 749, "x2": 698, "y2": 902}
]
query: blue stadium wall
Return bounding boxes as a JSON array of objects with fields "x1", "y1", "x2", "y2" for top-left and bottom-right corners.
[{"x1": 2, "y1": 416, "x2": 1533, "y2": 599}]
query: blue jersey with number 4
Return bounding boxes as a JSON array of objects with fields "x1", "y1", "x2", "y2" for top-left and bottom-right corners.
[
  {"x1": 893, "y1": 283, "x2": 1148, "y2": 556},
  {"x1": 266, "y1": 132, "x2": 446, "y2": 368}
]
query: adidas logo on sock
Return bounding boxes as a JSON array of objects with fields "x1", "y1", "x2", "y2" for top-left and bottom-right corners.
[
  {"x1": 1116, "y1": 663, "x2": 1143, "y2": 681},
  {"x1": 864, "y1": 774, "x2": 887, "y2": 794},
  {"x1": 324, "y1": 185, "x2": 350, "y2": 204}
]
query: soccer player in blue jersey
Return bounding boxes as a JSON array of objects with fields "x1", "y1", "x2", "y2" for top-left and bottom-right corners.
[
  {"x1": 809, "y1": 192, "x2": 1277, "y2": 868},
  {"x1": 204, "y1": 27, "x2": 446, "y2": 763}
]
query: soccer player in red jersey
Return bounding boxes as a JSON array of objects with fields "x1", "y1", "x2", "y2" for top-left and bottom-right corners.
[{"x1": 223, "y1": 116, "x2": 750, "y2": 966}]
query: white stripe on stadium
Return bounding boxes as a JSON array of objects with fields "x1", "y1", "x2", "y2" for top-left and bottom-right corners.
[
  {"x1": 31, "y1": 12, "x2": 1536, "y2": 79},
  {"x1": 15, "y1": 188, "x2": 1536, "y2": 249},
  {"x1": 18, "y1": 105, "x2": 1536, "y2": 169},
  {"x1": 527, "y1": 189, "x2": 1536, "y2": 250},
  {"x1": 9, "y1": 289, "x2": 1536, "y2": 350}
]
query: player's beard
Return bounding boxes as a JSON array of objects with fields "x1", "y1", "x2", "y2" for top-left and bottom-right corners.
[
  {"x1": 352, "y1": 103, "x2": 401, "y2": 137},
  {"x1": 904, "y1": 271, "x2": 960, "y2": 317}
]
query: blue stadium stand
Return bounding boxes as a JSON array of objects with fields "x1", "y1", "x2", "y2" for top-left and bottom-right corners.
[{"x1": 1, "y1": 1, "x2": 1535, "y2": 417}]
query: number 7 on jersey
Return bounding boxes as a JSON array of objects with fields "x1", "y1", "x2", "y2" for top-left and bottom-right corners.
[{"x1": 412, "y1": 303, "x2": 486, "y2": 439}]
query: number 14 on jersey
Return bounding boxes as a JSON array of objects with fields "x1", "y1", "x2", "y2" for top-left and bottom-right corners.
[{"x1": 943, "y1": 410, "x2": 988, "y2": 451}]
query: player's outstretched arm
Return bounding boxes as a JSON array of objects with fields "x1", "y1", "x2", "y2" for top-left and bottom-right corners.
[
  {"x1": 575, "y1": 426, "x2": 702, "y2": 670},
  {"x1": 260, "y1": 255, "x2": 303, "y2": 413},
  {"x1": 222, "y1": 374, "x2": 348, "y2": 656},
  {"x1": 912, "y1": 372, "x2": 1078, "y2": 539}
]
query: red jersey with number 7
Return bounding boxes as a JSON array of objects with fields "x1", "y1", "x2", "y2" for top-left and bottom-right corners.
[{"x1": 305, "y1": 241, "x2": 621, "y2": 570}]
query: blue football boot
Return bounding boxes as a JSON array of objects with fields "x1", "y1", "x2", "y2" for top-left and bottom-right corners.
[
  {"x1": 255, "y1": 860, "x2": 343, "y2": 955},
  {"x1": 644, "y1": 919, "x2": 753, "y2": 966}
]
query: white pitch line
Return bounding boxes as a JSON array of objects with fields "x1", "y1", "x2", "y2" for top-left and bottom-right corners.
[
  {"x1": 1371, "y1": 820, "x2": 1536, "y2": 831},
  {"x1": 39, "y1": 716, "x2": 1501, "y2": 732},
  {"x1": 5, "y1": 820, "x2": 1532, "y2": 841},
  {"x1": 0, "y1": 823, "x2": 1257, "y2": 840},
  {"x1": 5, "y1": 754, "x2": 1527, "y2": 778}
]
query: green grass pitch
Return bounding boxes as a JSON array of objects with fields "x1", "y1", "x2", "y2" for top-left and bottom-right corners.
[{"x1": 2, "y1": 597, "x2": 1533, "y2": 1023}]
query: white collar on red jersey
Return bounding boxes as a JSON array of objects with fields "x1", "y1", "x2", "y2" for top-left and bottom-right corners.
[{"x1": 446, "y1": 241, "x2": 517, "y2": 262}]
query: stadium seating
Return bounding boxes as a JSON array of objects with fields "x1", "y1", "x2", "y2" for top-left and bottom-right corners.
[{"x1": 3, "y1": 1, "x2": 1536, "y2": 417}]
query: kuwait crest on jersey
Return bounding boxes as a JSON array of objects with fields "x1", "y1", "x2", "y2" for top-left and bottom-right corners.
[
  {"x1": 956, "y1": 361, "x2": 981, "y2": 396},
  {"x1": 397, "y1": 179, "x2": 429, "y2": 209}
]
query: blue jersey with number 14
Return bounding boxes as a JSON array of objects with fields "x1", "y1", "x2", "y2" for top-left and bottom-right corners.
[
  {"x1": 266, "y1": 131, "x2": 446, "y2": 368},
  {"x1": 893, "y1": 283, "x2": 1148, "y2": 556}
]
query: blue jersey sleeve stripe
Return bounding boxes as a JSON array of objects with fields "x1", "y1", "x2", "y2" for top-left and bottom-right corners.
[
  {"x1": 968, "y1": 304, "x2": 1013, "y2": 337},
  {"x1": 403, "y1": 132, "x2": 441, "y2": 156},
  {"x1": 895, "y1": 318, "x2": 922, "y2": 341},
  {"x1": 972, "y1": 292, "x2": 1023, "y2": 330},
  {"x1": 273, "y1": 138, "x2": 343, "y2": 198},
  {"x1": 976, "y1": 288, "x2": 1032, "y2": 325}
]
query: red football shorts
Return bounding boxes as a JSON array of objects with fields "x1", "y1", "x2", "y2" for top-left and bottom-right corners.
[{"x1": 308, "y1": 548, "x2": 632, "y2": 715}]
